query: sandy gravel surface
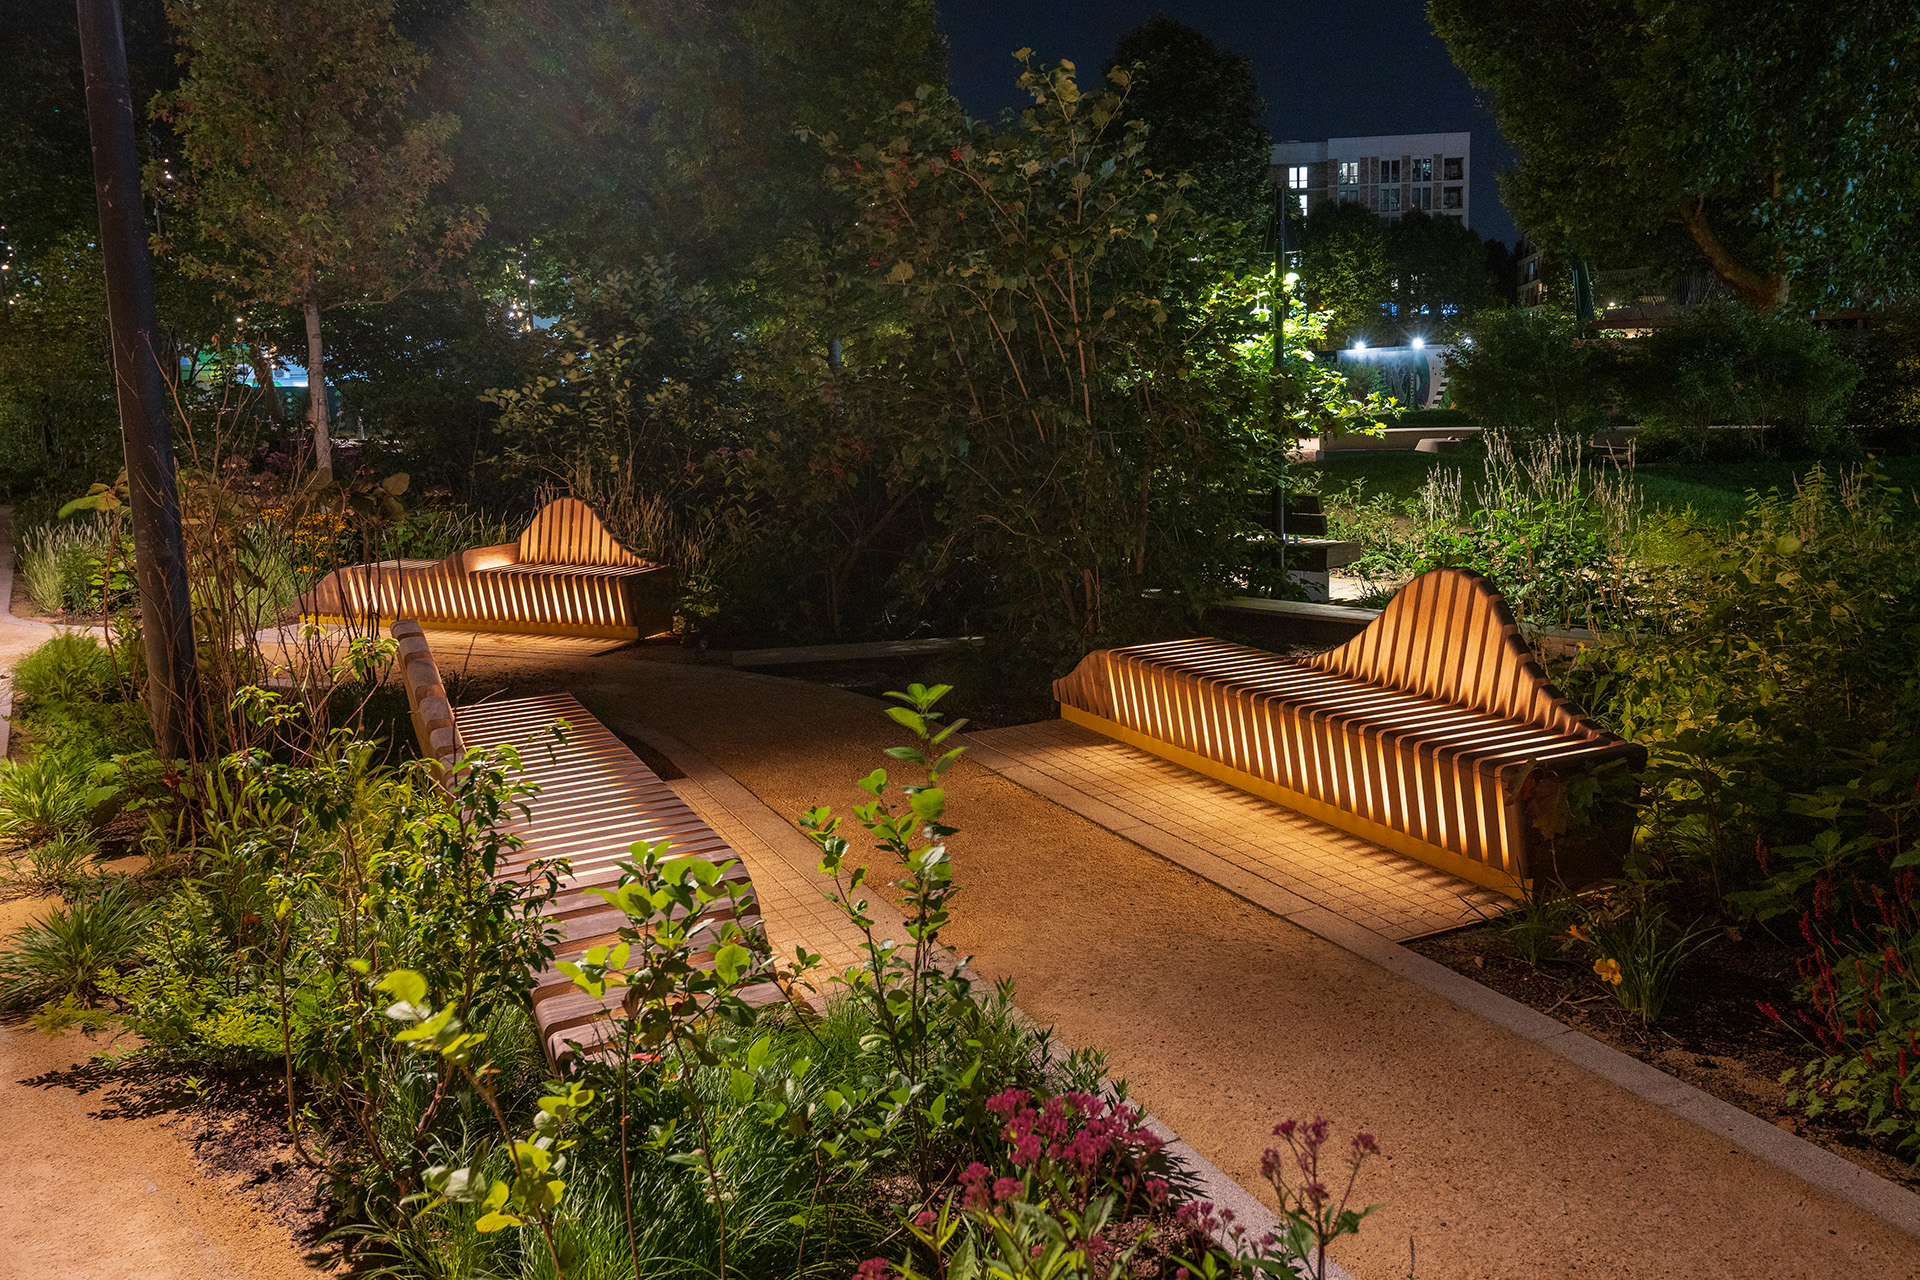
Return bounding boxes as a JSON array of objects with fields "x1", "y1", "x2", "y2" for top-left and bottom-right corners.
[
  {"x1": 425, "y1": 649, "x2": 1920, "y2": 1280},
  {"x1": 0, "y1": 1020, "x2": 322, "y2": 1280}
]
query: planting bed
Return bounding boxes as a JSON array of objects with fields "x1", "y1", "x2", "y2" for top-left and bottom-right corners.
[{"x1": 1408, "y1": 921, "x2": 1920, "y2": 1192}]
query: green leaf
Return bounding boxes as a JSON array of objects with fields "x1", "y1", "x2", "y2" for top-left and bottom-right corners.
[
  {"x1": 908, "y1": 787, "x2": 945, "y2": 822},
  {"x1": 715, "y1": 943, "x2": 751, "y2": 984},
  {"x1": 377, "y1": 969, "x2": 429, "y2": 1008}
]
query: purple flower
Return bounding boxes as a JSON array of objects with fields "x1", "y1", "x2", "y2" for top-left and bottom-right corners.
[
  {"x1": 993, "y1": 1177, "x2": 1023, "y2": 1203},
  {"x1": 854, "y1": 1260, "x2": 893, "y2": 1280}
]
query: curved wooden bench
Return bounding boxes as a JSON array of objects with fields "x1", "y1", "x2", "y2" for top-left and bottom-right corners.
[
  {"x1": 391, "y1": 622, "x2": 785, "y2": 1064},
  {"x1": 1052, "y1": 568, "x2": 1642, "y2": 894},
  {"x1": 305, "y1": 498, "x2": 675, "y2": 640}
]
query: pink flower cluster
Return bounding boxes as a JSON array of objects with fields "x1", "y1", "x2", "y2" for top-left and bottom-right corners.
[
  {"x1": 983, "y1": 1087, "x2": 1166, "y2": 1184},
  {"x1": 958, "y1": 1161, "x2": 1025, "y2": 1212}
]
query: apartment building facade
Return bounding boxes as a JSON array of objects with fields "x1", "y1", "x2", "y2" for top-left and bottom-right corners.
[{"x1": 1271, "y1": 132, "x2": 1472, "y2": 229}]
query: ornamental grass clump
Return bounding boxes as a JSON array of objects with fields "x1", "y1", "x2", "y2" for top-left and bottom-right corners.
[
  {"x1": 1568, "y1": 895, "x2": 1714, "y2": 1025},
  {"x1": 0, "y1": 878, "x2": 153, "y2": 1009}
]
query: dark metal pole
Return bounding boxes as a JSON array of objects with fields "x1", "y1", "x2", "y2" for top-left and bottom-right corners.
[{"x1": 76, "y1": 0, "x2": 202, "y2": 760}]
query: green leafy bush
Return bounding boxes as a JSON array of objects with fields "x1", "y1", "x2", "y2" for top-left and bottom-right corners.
[
  {"x1": 1566, "y1": 464, "x2": 1920, "y2": 1140},
  {"x1": 0, "y1": 755, "x2": 118, "y2": 841},
  {"x1": 11, "y1": 632, "x2": 118, "y2": 704}
]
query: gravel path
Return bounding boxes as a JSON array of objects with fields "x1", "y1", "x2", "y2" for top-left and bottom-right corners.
[{"x1": 421, "y1": 647, "x2": 1920, "y2": 1280}]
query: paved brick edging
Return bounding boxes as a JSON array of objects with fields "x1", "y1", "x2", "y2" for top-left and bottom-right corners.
[
  {"x1": 963, "y1": 734, "x2": 1920, "y2": 1243},
  {"x1": 591, "y1": 708, "x2": 1353, "y2": 1280}
]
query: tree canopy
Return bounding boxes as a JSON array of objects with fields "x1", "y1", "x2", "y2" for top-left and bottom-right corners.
[
  {"x1": 1104, "y1": 16, "x2": 1272, "y2": 267},
  {"x1": 1298, "y1": 205, "x2": 1498, "y2": 345},
  {"x1": 155, "y1": 0, "x2": 482, "y2": 472},
  {"x1": 1429, "y1": 0, "x2": 1920, "y2": 309}
]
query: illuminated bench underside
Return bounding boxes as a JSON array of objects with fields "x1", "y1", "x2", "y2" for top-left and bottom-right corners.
[
  {"x1": 302, "y1": 498, "x2": 674, "y2": 639},
  {"x1": 1053, "y1": 570, "x2": 1642, "y2": 895}
]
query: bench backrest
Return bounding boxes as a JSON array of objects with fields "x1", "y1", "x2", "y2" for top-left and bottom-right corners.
[
  {"x1": 1302, "y1": 567, "x2": 1596, "y2": 736},
  {"x1": 515, "y1": 498, "x2": 651, "y2": 568}
]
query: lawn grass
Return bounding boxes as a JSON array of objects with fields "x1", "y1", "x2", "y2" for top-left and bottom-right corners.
[
  {"x1": 1294, "y1": 450, "x2": 1920, "y2": 528},
  {"x1": 1294, "y1": 450, "x2": 1450, "y2": 505}
]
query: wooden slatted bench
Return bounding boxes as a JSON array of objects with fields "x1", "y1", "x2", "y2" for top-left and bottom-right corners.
[
  {"x1": 392, "y1": 621, "x2": 786, "y2": 1064},
  {"x1": 1052, "y1": 568, "x2": 1643, "y2": 894},
  {"x1": 306, "y1": 498, "x2": 675, "y2": 640}
]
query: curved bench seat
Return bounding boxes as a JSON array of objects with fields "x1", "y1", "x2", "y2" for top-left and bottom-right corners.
[
  {"x1": 302, "y1": 497, "x2": 674, "y2": 639},
  {"x1": 392, "y1": 622, "x2": 786, "y2": 1065},
  {"x1": 1054, "y1": 569, "x2": 1643, "y2": 894}
]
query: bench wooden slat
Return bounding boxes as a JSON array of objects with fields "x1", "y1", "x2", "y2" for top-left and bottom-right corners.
[{"x1": 303, "y1": 499, "x2": 674, "y2": 639}]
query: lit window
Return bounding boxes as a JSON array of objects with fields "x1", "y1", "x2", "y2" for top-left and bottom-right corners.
[
  {"x1": 1338, "y1": 160, "x2": 1360, "y2": 185},
  {"x1": 1410, "y1": 186, "x2": 1432, "y2": 211},
  {"x1": 1297, "y1": 194, "x2": 1309, "y2": 217},
  {"x1": 1287, "y1": 165, "x2": 1309, "y2": 190},
  {"x1": 1443, "y1": 186, "x2": 1463, "y2": 210},
  {"x1": 1411, "y1": 158, "x2": 1432, "y2": 182},
  {"x1": 1379, "y1": 186, "x2": 1402, "y2": 212},
  {"x1": 1380, "y1": 159, "x2": 1402, "y2": 184},
  {"x1": 1444, "y1": 157, "x2": 1463, "y2": 181}
]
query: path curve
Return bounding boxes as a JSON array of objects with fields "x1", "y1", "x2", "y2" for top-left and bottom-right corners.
[
  {"x1": 419, "y1": 644, "x2": 1919, "y2": 1280},
  {"x1": 1, "y1": 509, "x2": 320, "y2": 1278}
]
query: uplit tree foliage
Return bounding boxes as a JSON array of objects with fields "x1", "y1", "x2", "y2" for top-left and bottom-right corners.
[
  {"x1": 153, "y1": 0, "x2": 482, "y2": 476},
  {"x1": 818, "y1": 57, "x2": 1368, "y2": 649},
  {"x1": 1430, "y1": 0, "x2": 1920, "y2": 308}
]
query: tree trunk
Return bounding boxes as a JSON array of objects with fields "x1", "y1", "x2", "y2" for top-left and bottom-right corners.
[
  {"x1": 1678, "y1": 199, "x2": 1787, "y2": 311},
  {"x1": 247, "y1": 344, "x2": 283, "y2": 422},
  {"x1": 303, "y1": 298, "x2": 332, "y2": 480}
]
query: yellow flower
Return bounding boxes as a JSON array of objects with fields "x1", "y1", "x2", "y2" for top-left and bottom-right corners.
[
  {"x1": 1568, "y1": 924, "x2": 1591, "y2": 943},
  {"x1": 1593, "y1": 957, "x2": 1624, "y2": 986}
]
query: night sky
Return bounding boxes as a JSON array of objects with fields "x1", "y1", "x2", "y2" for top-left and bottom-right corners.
[{"x1": 937, "y1": 0, "x2": 1520, "y2": 248}]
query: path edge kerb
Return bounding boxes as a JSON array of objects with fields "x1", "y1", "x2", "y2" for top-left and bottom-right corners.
[
  {"x1": 959, "y1": 735, "x2": 1920, "y2": 1242},
  {"x1": 589, "y1": 706, "x2": 1355, "y2": 1280}
]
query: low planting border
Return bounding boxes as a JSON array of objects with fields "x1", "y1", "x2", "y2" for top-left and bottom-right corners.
[{"x1": 961, "y1": 734, "x2": 1920, "y2": 1241}]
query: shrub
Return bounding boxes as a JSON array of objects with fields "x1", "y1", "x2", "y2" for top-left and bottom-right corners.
[
  {"x1": 0, "y1": 879, "x2": 153, "y2": 1008},
  {"x1": 1776, "y1": 874, "x2": 1920, "y2": 1155},
  {"x1": 11, "y1": 632, "x2": 118, "y2": 705}
]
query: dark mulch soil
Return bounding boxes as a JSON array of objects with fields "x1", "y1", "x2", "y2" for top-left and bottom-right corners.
[{"x1": 1408, "y1": 920, "x2": 1920, "y2": 1193}]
